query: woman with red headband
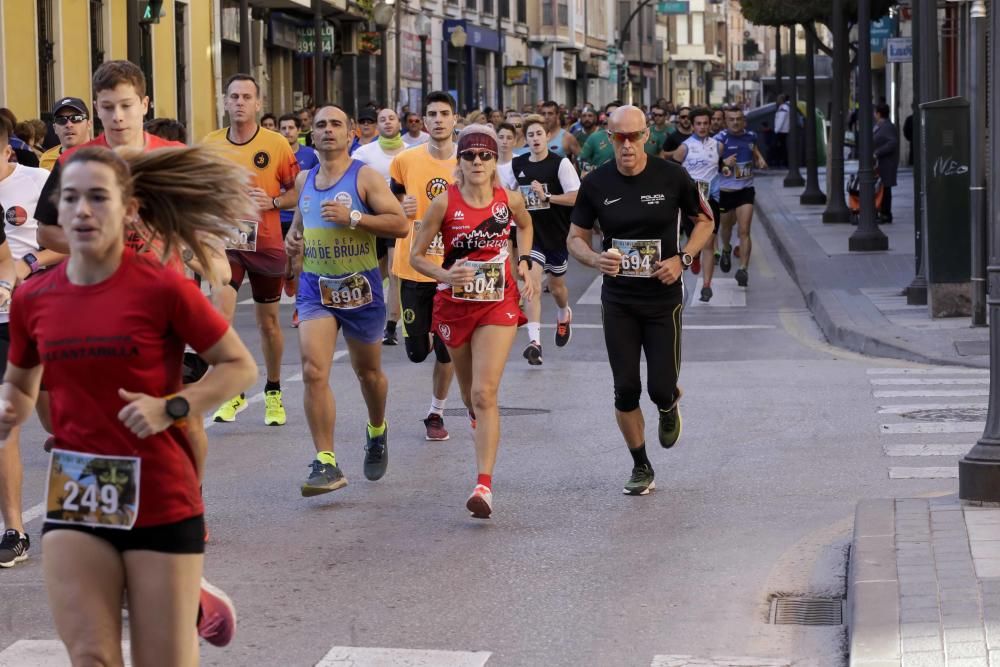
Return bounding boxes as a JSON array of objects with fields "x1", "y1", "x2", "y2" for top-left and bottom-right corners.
[{"x1": 410, "y1": 124, "x2": 539, "y2": 519}]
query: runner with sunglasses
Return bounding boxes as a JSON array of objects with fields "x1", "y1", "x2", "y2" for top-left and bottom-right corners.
[
  {"x1": 568, "y1": 106, "x2": 713, "y2": 497},
  {"x1": 662, "y1": 106, "x2": 693, "y2": 160},
  {"x1": 504, "y1": 111, "x2": 529, "y2": 157},
  {"x1": 40, "y1": 98, "x2": 93, "y2": 171},
  {"x1": 0, "y1": 144, "x2": 258, "y2": 665},
  {"x1": 410, "y1": 124, "x2": 538, "y2": 518}
]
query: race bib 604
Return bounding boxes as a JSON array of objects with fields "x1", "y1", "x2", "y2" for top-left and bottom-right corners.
[{"x1": 452, "y1": 260, "x2": 505, "y2": 301}]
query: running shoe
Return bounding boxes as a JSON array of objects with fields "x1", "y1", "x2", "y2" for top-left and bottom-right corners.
[
  {"x1": 301, "y1": 459, "x2": 347, "y2": 496},
  {"x1": 623, "y1": 464, "x2": 655, "y2": 496},
  {"x1": 735, "y1": 268, "x2": 749, "y2": 287},
  {"x1": 212, "y1": 395, "x2": 247, "y2": 423},
  {"x1": 658, "y1": 404, "x2": 682, "y2": 449},
  {"x1": 264, "y1": 390, "x2": 286, "y2": 426},
  {"x1": 555, "y1": 309, "x2": 572, "y2": 348},
  {"x1": 383, "y1": 321, "x2": 398, "y2": 346},
  {"x1": 291, "y1": 308, "x2": 299, "y2": 329},
  {"x1": 719, "y1": 248, "x2": 732, "y2": 273},
  {"x1": 424, "y1": 413, "x2": 450, "y2": 441},
  {"x1": 466, "y1": 484, "x2": 493, "y2": 519},
  {"x1": 0, "y1": 530, "x2": 29, "y2": 568},
  {"x1": 43, "y1": 436, "x2": 54, "y2": 453},
  {"x1": 523, "y1": 341, "x2": 543, "y2": 366},
  {"x1": 691, "y1": 254, "x2": 701, "y2": 275},
  {"x1": 363, "y1": 426, "x2": 388, "y2": 481},
  {"x1": 700, "y1": 286, "x2": 713, "y2": 302},
  {"x1": 198, "y1": 578, "x2": 237, "y2": 647}
]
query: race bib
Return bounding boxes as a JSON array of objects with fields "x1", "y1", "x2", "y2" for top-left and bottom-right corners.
[
  {"x1": 734, "y1": 161, "x2": 753, "y2": 180},
  {"x1": 452, "y1": 260, "x2": 505, "y2": 302},
  {"x1": 319, "y1": 273, "x2": 374, "y2": 310},
  {"x1": 414, "y1": 220, "x2": 445, "y2": 257},
  {"x1": 695, "y1": 180, "x2": 712, "y2": 202},
  {"x1": 225, "y1": 220, "x2": 258, "y2": 252},
  {"x1": 45, "y1": 449, "x2": 139, "y2": 530},
  {"x1": 612, "y1": 239, "x2": 661, "y2": 278},
  {"x1": 520, "y1": 184, "x2": 551, "y2": 211}
]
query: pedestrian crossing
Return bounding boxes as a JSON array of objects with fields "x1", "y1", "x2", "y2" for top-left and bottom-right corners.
[
  {"x1": 867, "y1": 367, "x2": 986, "y2": 480},
  {"x1": 0, "y1": 641, "x2": 792, "y2": 667}
]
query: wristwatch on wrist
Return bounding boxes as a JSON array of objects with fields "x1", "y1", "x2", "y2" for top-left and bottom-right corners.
[
  {"x1": 271, "y1": 196, "x2": 280, "y2": 210},
  {"x1": 518, "y1": 255, "x2": 534, "y2": 270},
  {"x1": 680, "y1": 252, "x2": 694, "y2": 269},
  {"x1": 164, "y1": 394, "x2": 190, "y2": 426},
  {"x1": 22, "y1": 253, "x2": 39, "y2": 274},
  {"x1": 543, "y1": 192, "x2": 551, "y2": 202},
  {"x1": 349, "y1": 210, "x2": 363, "y2": 229}
]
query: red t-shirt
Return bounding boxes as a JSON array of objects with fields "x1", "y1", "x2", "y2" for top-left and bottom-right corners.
[
  {"x1": 438, "y1": 185, "x2": 515, "y2": 303},
  {"x1": 8, "y1": 249, "x2": 230, "y2": 527}
]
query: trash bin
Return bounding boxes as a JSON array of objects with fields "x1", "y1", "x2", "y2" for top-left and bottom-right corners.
[{"x1": 919, "y1": 97, "x2": 971, "y2": 317}]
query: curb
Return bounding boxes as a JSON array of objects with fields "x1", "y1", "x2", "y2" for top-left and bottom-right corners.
[{"x1": 848, "y1": 499, "x2": 900, "y2": 666}]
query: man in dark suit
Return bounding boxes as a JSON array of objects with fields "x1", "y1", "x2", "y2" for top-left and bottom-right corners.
[{"x1": 873, "y1": 103, "x2": 899, "y2": 223}]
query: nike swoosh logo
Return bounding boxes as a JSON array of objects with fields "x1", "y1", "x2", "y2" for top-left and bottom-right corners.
[{"x1": 604, "y1": 198, "x2": 622, "y2": 205}]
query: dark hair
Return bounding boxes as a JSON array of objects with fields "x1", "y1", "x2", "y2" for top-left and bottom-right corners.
[
  {"x1": 604, "y1": 100, "x2": 623, "y2": 113},
  {"x1": 0, "y1": 114, "x2": 11, "y2": 146},
  {"x1": 261, "y1": 113, "x2": 277, "y2": 126},
  {"x1": 144, "y1": 118, "x2": 187, "y2": 143},
  {"x1": 405, "y1": 112, "x2": 422, "y2": 123},
  {"x1": 875, "y1": 103, "x2": 891, "y2": 119},
  {"x1": 424, "y1": 91, "x2": 456, "y2": 115},
  {"x1": 541, "y1": 100, "x2": 559, "y2": 111},
  {"x1": 690, "y1": 107, "x2": 712, "y2": 123},
  {"x1": 677, "y1": 106, "x2": 692, "y2": 114},
  {"x1": 93, "y1": 60, "x2": 147, "y2": 97},
  {"x1": 224, "y1": 73, "x2": 260, "y2": 96},
  {"x1": 497, "y1": 122, "x2": 516, "y2": 136},
  {"x1": 278, "y1": 113, "x2": 300, "y2": 129}
]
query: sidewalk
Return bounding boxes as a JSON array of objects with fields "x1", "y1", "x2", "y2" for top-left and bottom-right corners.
[
  {"x1": 753, "y1": 169, "x2": 989, "y2": 368},
  {"x1": 849, "y1": 497, "x2": 999, "y2": 666}
]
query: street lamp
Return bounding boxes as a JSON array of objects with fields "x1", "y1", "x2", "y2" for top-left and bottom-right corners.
[
  {"x1": 540, "y1": 43, "x2": 554, "y2": 102},
  {"x1": 704, "y1": 61, "x2": 713, "y2": 106},
  {"x1": 450, "y1": 25, "x2": 468, "y2": 112},
  {"x1": 373, "y1": 1, "x2": 395, "y2": 107},
  {"x1": 416, "y1": 13, "x2": 432, "y2": 108},
  {"x1": 667, "y1": 60, "x2": 675, "y2": 105},
  {"x1": 687, "y1": 61, "x2": 695, "y2": 107}
]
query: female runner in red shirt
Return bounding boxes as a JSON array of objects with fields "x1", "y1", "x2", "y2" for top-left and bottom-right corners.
[
  {"x1": 0, "y1": 145, "x2": 258, "y2": 666},
  {"x1": 411, "y1": 124, "x2": 539, "y2": 519}
]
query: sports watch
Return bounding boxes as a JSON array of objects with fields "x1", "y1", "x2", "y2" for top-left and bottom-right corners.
[
  {"x1": 22, "y1": 253, "x2": 39, "y2": 274},
  {"x1": 680, "y1": 252, "x2": 694, "y2": 269},
  {"x1": 165, "y1": 395, "x2": 190, "y2": 425},
  {"x1": 349, "y1": 210, "x2": 363, "y2": 229}
]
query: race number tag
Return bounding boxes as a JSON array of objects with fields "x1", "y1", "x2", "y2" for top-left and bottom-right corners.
[
  {"x1": 695, "y1": 180, "x2": 712, "y2": 202},
  {"x1": 734, "y1": 161, "x2": 754, "y2": 180},
  {"x1": 414, "y1": 220, "x2": 445, "y2": 257},
  {"x1": 612, "y1": 239, "x2": 661, "y2": 278},
  {"x1": 45, "y1": 449, "x2": 140, "y2": 530},
  {"x1": 225, "y1": 220, "x2": 259, "y2": 252},
  {"x1": 319, "y1": 273, "x2": 374, "y2": 310},
  {"x1": 452, "y1": 260, "x2": 505, "y2": 302},
  {"x1": 520, "y1": 184, "x2": 551, "y2": 211}
]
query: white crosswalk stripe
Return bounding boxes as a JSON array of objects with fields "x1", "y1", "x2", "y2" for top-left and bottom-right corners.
[
  {"x1": 315, "y1": 646, "x2": 491, "y2": 666},
  {"x1": 687, "y1": 277, "x2": 747, "y2": 308},
  {"x1": 0, "y1": 641, "x2": 132, "y2": 666},
  {"x1": 869, "y1": 377, "x2": 990, "y2": 386},
  {"x1": 867, "y1": 367, "x2": 988, "y2": 375},
  {"x1": 651, "y1": 656, "x2": 791, "y2": 667}
]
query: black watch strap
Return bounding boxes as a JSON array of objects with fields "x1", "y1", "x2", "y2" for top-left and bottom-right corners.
[{"x1": 518, "y1": 255, "x2": 534, "y2": 270}]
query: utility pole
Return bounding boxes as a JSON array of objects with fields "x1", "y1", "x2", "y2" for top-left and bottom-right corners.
[
  {"x1": 822, "y1": 0, "x2": 851, "y2": 223},
  {"x1": 313, "y1": 0, "x2": 324, "y2": 106},
  {"x1": 783, "y1": 25, "x2": 804, "y2": 188},
  {"x1": 800, "y1": 27, "x2": 825, "y2": 205},
  {"x1": 239, "y1": 0, "x2": 251, "y2": 73},
  {"x1": 969, "y1": 0, "x2": 987, "y2": 326}
]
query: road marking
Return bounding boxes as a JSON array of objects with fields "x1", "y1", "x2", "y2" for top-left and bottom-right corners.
[
  {"x1": 687, "y1": 277, "x2": 746, "y2": 308},
  {"x1": 869, "y1": 378, "x2": 990, "y2": 386},
  {"x1": 577, "y1": 274, "x2": 603, "y2": 305},
  {"x1": 651, "y1": 656, "x2": 790, "y2": 667},
  {"x1": 877, "y1": 402, "x2": 986, "y2": 414},
  {"x1": 884, "y1": 444, "x2": 971, "y2": 457},
  {"x1": 536, "y1": 323, "x2": 775, "y2": 331},
  {"x1": 0, "y1": 640, "x2": 132, "y2": 666},
  {"x1": 867, "y1": 368, "x2": 988, "y2": 375},
  {"x1": 239, "y1": 293, "x2": 296, "y2": 305},
  {"x1": 889, "y1": 466, "x2": 958, "y2": 479},
  {"x1": 881, "y1": 422, "x2": 984, "y2": 434},
  {"x1": 0, "y1": 502, "x2": 46, "y2": 534},
  {"x1": 315, "y1": 646, "x2": 491, "y2": 667},
  {"x1": 873, "y1": 389, "x2": 990, "y2": 398}
]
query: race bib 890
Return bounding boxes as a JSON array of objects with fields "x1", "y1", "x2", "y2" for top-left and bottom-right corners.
[
  {"x1": 46, "y1": 449, "x2": 140, "y2": 530},
  {"x1": 319, "y1": 273, "x2": 374, "y2": 310},
  {"x1": 612, "y1": 239, "x2": 661, "y2": 278},
  {"x1": 225, "y1": 220, "x2": 259, "y2": 252}
]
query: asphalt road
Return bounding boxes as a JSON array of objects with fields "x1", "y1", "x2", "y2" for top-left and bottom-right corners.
[{"x1": 0, "y1": 219, "x2": 966, "y2": 667}]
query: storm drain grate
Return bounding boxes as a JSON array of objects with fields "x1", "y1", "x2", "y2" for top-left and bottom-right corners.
[
  {"x1": 901, "y1": 407, "x2": 986, "y2": 422},
  {"x1": 442, "y1": 407, "x2": 551, "y2": 417},
  {"x1": 770, "y1": 597, "x2": 843, "y2": 626}
]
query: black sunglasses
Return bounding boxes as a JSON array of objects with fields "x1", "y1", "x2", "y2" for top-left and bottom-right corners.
[
  {"x1": 459, "y1": 150, "x2": 496, "y2": 162},
  {"x1": 678, "y1": 114, "x2": 690, "y2": 120},
  {"x1": 54, "y1": 114, "x2": 87, "y2": 125}
]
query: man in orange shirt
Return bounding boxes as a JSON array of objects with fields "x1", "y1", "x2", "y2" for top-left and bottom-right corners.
[{"x1": 203, "y1": 74, "x2": 300, "y2": 426}]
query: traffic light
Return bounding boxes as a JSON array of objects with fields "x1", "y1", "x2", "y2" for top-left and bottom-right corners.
[{"x1": 138, "y1": 0, "x2": 164, "y2": 24}]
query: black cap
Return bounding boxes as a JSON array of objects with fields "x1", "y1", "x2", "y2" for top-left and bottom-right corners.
[
  {"x1": 52, "y1": 97, "x2": 89, "y2": 117},
  {"x1": 358, "y1": 108, "x2": 377, "y2": 123}
]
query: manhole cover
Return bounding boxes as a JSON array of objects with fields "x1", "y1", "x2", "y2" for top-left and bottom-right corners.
[
  {"x1": 442, "y1": 407, "x2": 551, "y2": 417},
  {"x1": 770, "y1": 597, "x2": 843, "y2": 626},
  {"x1": 901, "y1": 407, "x2": 987, "y2": 422}
]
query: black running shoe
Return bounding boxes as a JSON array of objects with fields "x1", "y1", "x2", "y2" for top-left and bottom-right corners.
[
  {"x1": 383, "y1": 321, "x2": 398, "y2": 346},
  {"x1": 623, "y1": 464, "x2": 655, "y2": 496},
  {"x1": 301, "y1": 460, "x2": 347, "y2": 497},
  {"x1": 523, "y1": 341, "x2": 543, "y2": 365},
  {"x1": 735, "y1": 268, "x2": 748, "y2": 287},
  {"x1": 700, "y1": 286, "x2": 713, "y2": 302},
  {"x1": 658, "y1": 404, "x2": 682, "y2": 449},
  {"x1": 0, "y1": 529, "x2": 29, "y2": 568},
  {"x1": 555, "y1": 309, "x2": 573, "y2": 348},
  {"x1": 363, "y1": 426, "x2": 388, "y2": 481},
  {"x1": 719, "y1": 248, "x2": 732, "y2": 273}
]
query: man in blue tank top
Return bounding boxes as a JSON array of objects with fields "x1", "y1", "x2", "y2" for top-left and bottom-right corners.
[
  {"x1": 284, "y1": 104, "x2": 409, "y2": 497},
  {"x1": 541, "y1": 101, "x2": 580, "y2": 163}
]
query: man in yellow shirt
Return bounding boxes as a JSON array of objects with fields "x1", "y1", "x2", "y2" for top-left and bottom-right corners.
[
  {"x1": 389, "y1": 91, "x2": 459, "y2": 441},
  {"x1": 39, "y1": 97, "x2": 92, "y2": 171}
]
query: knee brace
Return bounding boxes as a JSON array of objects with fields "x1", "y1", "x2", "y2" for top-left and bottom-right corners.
[
  {"x1": 614, "y1": 389, "x2": 641, "y2": 413},
  {"x1": 405, "y1": 334, "x2": 431, "y2": 363}
]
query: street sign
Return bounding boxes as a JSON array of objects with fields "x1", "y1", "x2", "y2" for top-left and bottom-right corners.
[
  {"x1": 734, "y1": 61, "x2": 759, "y2": 72},
  {"x1": 657, "y1": 2, "x2": 690, "y2": 14},
  {"x1": 870, "y1": 16, "x2": 896, "y2": 52},
  {"x1": 886, "y1": 37, "x2": 912, "y2": 63}
]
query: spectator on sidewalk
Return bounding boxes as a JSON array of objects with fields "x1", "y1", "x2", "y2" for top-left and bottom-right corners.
[
  {"x1": 771, "y1": 95, "x2": 789, "y2": 168},
  {"x1": 902, "y1": 114, "x2": 913, "y2": 167},
  {"x1": 873, "y1": 103, "x2": 899, "y2": 224}
]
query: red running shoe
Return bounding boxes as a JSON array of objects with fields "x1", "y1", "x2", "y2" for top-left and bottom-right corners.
[
  {"x1": 198, "y1": 578, "x2": 237, "y2": 647},
  {"x1": 423, "y1": 413, "x2": 449, "y2": 441},
  {"x1": 291, "y1": 308, "x2": 299, "y2": 329},
  {"x1": 466, "y1": 484, "x2": 493, "y2": 519}
]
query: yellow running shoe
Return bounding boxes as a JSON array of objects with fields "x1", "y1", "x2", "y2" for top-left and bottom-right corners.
[
  {"x1": 264, "y1": 390, "x2": 286, "y2": 426},
  {"x1": 212, "y1": 395, "x2": 247, "y2": 423}
]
